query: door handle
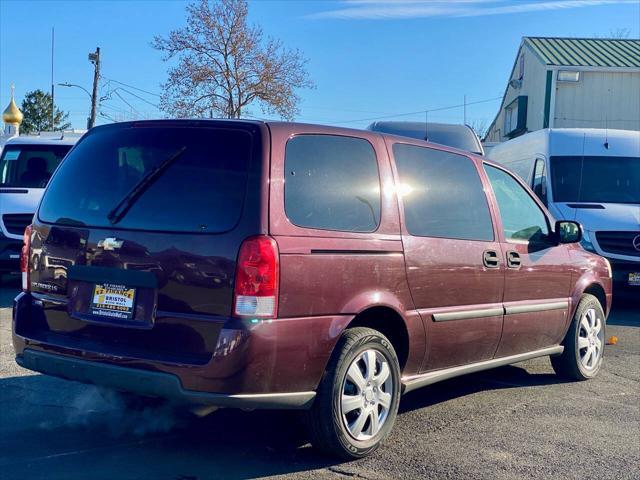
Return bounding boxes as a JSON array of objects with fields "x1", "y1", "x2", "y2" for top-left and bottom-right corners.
[
  {"x1": 507, "y1": 251, "x2": 521, "y2": 269},
  {"x1": 483, "y1": 250, "x2": 500, "y2": 268}
]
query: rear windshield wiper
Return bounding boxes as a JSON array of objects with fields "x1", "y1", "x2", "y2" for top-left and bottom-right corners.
[{"x1": 107, "y1": 146, "x2": 187, "y2": 225}]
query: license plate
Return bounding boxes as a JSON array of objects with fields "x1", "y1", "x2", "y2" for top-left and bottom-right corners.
[
  {"x1": 91, "y1": 283, "x2": 136, "y2": 319},
  {"x1": 629, "y1": 273, "x2": 640, "y2": 287}
]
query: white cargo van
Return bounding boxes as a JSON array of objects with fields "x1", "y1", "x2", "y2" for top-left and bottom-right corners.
[
  {"x1": 0, "y1": 132, "x2": 82, "y2": 276},
  {"x1": 488, "y1": 128, "x2": 639, "y2": 292}
]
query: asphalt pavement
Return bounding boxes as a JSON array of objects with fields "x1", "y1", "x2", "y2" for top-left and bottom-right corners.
[{"x1": 0, "y1": 274, "x2": 638, "y2": 480}]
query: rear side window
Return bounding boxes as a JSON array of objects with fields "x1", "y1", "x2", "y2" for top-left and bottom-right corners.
[
  {"x1": 485, "y1": 164, "x2": 550, "y2": 242},
  {"x1": 393, "y1": 144, "x2": 494, "y2": 241},
  {"x1": 284, "y1": 135, "x2": 380, "y2": 232},
  {"x1": 39, "y1": 126, "x2": 252, "y2": 233},
  {"x1": 0, "y1": 144, "x2": 71, "y2": 188}
]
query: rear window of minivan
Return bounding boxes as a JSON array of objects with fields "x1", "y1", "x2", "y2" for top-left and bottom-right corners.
[{"x1": 38, "y1": 125, "x2": 253, "y2": 233}]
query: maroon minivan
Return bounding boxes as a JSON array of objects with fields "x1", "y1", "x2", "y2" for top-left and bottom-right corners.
[{"x1": 13, "y1": 120, "x2": 612, "y2": 458}]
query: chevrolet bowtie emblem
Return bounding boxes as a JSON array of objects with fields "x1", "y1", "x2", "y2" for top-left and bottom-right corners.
[{"x1": 98, "y1": 237, "x2": 124, "y2": 250}]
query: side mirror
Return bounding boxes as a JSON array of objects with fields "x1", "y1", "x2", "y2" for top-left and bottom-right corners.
[{"x1": 555, "y1": 220, "x2": 582, "y2": 244}]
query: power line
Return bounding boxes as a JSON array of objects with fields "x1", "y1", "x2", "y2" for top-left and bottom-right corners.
[
  {"x1": 100, "y1": 103, "x2": 158, "y2": 115},
  {"x1": 98, "y1": 81, "x2": 162, "y2": 120},
  {"x1": 99, "y1": 111, "x2": 118, "y2": 122},
  {"x1": 114, "y1": 89, "x2": 141, "y2": 116},
  {"x1": 117, "y1": 87, "x2": 160, "y2": 108},
  {"x1": 103, "y1": 77, "x2": 161, "y2": 97},
  {"x1": 330, "y1": 95, "x2": 503, "y2": 125},
  {"x1": 100, "y1": 102, "x2": 132, "y2": 114},
  {"x1": 87, "y1": 76, "x2": 501, "y2": 127},
  {"x1": 301, "y1": 105, "x2": 397, "y2": 115}
]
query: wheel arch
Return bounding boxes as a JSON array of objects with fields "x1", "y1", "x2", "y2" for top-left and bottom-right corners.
[
  {"x1": 583, "y1": 283, "x2": 607, "y2": 313},
  {"x1": 346, "y1": 305, "x2": 411, "y2": 372},
  {"x1": 570, "y1": 267, "x2": 611, "y2": 321}
]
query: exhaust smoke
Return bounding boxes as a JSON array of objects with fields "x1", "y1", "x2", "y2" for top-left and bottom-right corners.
[{"x1": 62, "y1": 386, "x2": 189, "y2": 437}]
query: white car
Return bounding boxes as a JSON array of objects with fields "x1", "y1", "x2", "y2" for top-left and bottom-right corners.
[
  {"x1": 487, "y1": 128, "x2": 640, "y2": 292},
  {"x1": 0, "y1": 133, "x2": 82, "y2": 276}
]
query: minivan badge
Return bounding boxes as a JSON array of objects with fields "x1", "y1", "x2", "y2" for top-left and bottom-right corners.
[
  {"x1": 98, "y1": 237, "x2": 124, "y2": 250},
  {"x1": 633, "y1": 235, "x2": 640, "y2": 252}
]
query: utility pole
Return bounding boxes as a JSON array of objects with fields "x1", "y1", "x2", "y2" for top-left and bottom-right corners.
[
  {"x1": 51, "y1": 27, "x2": 55, "y2": 130},
  {"x1": 463, "y1": 94, "x2": 467, "y2": 125},
  {"x1": 88, "y1": 47, "x2": 101, "y2": 129},
  {"x1": 424, "y1": 110, "x2": 429, "y2": 141}
]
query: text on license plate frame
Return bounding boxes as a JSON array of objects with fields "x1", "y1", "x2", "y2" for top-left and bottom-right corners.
[{"x1": 91, "y1": 283, "x2": 137, "y2": 319}]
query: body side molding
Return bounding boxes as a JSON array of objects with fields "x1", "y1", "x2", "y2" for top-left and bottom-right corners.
[
  {"x1": 432, "y1": 307, "x2": 504, "y2": 322},
  {"x1": 431, "y1": 299, "x2": 568, "y2": 322},
  {"x1": 504, "y1": 301, "x2": 568, "y2": 315},
  {"x1": 401, "y1": 346, "x2": 564, "y2": 393}
]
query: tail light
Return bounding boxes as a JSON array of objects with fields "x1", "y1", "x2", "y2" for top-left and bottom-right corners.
[
  {"x1": 21, "y1": 224, "x2": 32, "y2": 291},
  {"x1": 233, "y1": 235, "x2": 279, "y2": 318}
]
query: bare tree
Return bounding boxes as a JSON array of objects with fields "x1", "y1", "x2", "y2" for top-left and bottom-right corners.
[
  {"x1": 469, "y1": 119, "x2": 488, "y2": 139},
  {"x1": 593, "y1": 28, "x2": 632, "y2": 39},
  {"x1": 609, "y1": 28, "x2": 631, "y2": 39},
  {"x1": 152, "y1": 0, "x2": 313, "y2": 120}
]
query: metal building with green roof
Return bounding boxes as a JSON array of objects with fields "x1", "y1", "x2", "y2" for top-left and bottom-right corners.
[{"x1": 484, "y1": 37, "x2": 640, "y2": 143}]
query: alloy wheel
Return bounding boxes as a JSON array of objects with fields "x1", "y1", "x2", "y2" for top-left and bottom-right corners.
[
  {"x1": 578, "y1": 307, "x2": 603, "y2": 370},
  {"x1": 340, "y1": 349, "x2": 393, "y2": 441}
]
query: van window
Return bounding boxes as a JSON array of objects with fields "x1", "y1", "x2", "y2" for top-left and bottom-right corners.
[
  {"x1": 0, "y1": 144, "x2": 71, "y2": 188},
  {"x1": 284, "y1": 135, "x2": 380, "y2": 232},
  {"x1": 551, "y1": 156, "x2": 639, "y2": 204},
  {"x1": 485, "y1": 164, "x2": 549, "y2": 242},
  {"x1": 532, "y1": 158, "x2": 548, "y2": 205},
  {"x1": 39, "y1": 126, "x2": 252, "y2": 233},
  {"x1": 393, "y1": 144, "x2": 494, "y2": 241}
]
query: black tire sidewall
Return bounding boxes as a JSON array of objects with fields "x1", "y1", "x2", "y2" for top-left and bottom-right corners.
[{"x1": 330, "y1": 331, "x2": 401, "y2": 457}]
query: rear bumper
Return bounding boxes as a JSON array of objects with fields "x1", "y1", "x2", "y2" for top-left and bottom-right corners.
[
  {"x1": 16, "y1": 349, "x2": 315, "y2": 409},
  {"x1": 0, "y1": 233, "x2": 22, "y2": 273},
  {"x1": 13, "y1": 292, "x2": 352, "y2": 408}
]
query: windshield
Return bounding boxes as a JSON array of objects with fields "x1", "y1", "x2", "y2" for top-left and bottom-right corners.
[
  {"x1": 0, "y1": 144, "x2": 71, "y2": 188},
  {"x1": 38, "y1": 125, "x2": 253, "y2": 233},
  {"x1": 551, "y1": 156, "x2": 639, "y2": 204}
]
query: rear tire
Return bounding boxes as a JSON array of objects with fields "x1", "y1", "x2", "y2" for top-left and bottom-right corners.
[
  {"x1": 551, "y1": 294, "x2": 605, "y2": 380},
  {"x1": 306, "y1": 327, "x2": 401, "y2": 459}
]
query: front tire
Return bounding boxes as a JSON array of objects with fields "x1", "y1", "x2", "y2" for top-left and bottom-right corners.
[
  {"x1": 306, "y1": 327, "x2": 401, "y2": 459},
  {"x1": 551, "y1": 294, "x2": 605, "y2": 380}
]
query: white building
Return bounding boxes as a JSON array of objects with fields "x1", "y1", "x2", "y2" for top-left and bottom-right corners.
[{"x1": 484, "y1": 37, "x2": 640, "y2": 143}]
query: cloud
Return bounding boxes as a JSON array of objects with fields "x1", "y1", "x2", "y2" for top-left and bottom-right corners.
[
  {"x1": 343, "y1": 0, "x2": 496, "y2": 4},
  {"x1": 308, "y1": 0, "x2": 637, "y2": 21}
]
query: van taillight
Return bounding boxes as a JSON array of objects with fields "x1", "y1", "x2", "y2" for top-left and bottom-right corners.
[
  {"x1": 233, "y1": 235, "x2": 279, "y2": 318},
  {"x1": 21, "y1": 224, "x2": 32, "y2": 291}
]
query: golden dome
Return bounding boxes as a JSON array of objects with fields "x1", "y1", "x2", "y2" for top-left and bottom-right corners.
[{"x1": 3, "y1": 84, "x2": 23, "y2": 125}]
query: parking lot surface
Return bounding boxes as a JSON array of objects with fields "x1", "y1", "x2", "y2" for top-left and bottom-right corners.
[{"x1": 1, "y1": 275, "x2": 638, "y2": 480}]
